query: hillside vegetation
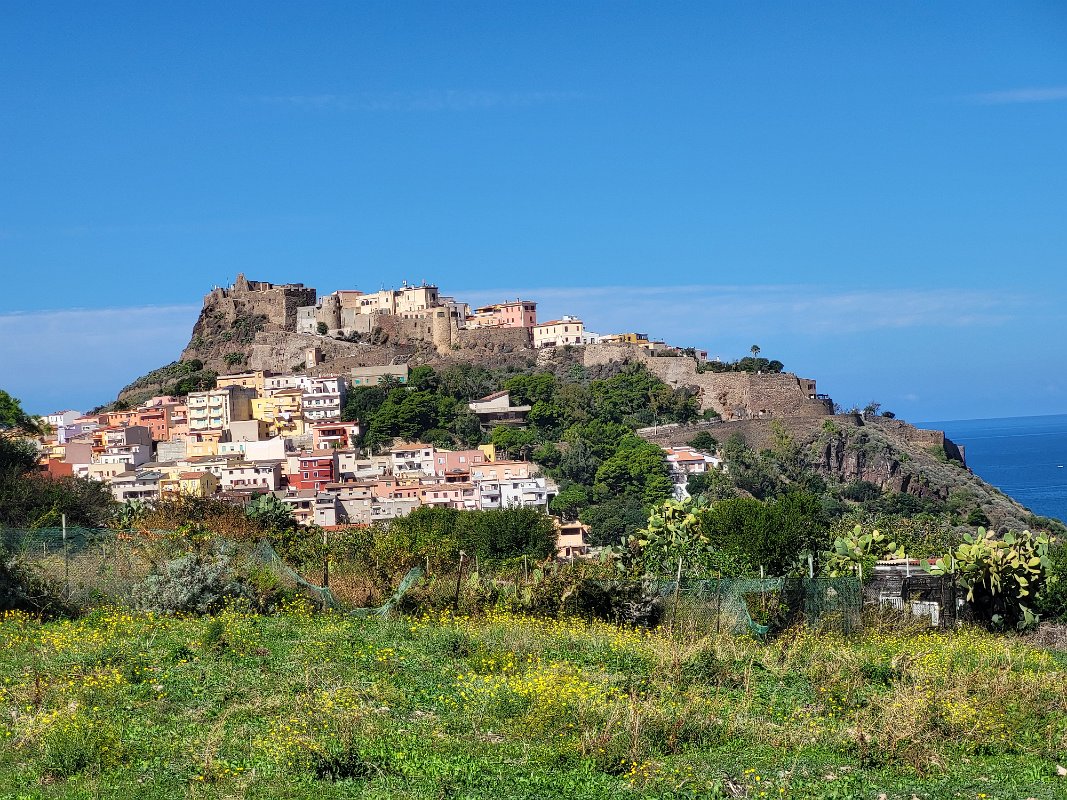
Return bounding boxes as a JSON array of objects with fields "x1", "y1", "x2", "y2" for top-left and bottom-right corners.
[{"x1": 2, "y1": 608, "x2": 1066, "y2": 799}]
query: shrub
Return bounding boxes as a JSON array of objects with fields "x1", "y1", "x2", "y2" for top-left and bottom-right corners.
[
  {"x1": 41, "y1": 714, "x2": 121, "y2": 777},
  {"x1": 133, "y1": 549, "x2": 247, "y2": 614},
  {"x1": 840, "y1": 480, "x2": 881, "y2": 503},
  {"x1": 687, "y1": 431, "x2": 718, "y2": 452},
  {"x1": 1035, "y1": 539, "x2": 1067, "y2": 623}
]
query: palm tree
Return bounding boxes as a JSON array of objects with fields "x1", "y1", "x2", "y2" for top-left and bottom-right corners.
[{"x1": 750, "y1": 344, "x2": 761, "y2": 359}]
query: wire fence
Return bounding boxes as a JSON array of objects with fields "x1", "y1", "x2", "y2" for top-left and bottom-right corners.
[{"x1": 2, "y1": 527, "x2": 946, "y2": 637}]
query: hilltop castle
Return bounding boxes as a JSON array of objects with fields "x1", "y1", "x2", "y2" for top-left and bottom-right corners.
[{"x1": 181, "y1": 274, "x2": 833, "y2": 422}]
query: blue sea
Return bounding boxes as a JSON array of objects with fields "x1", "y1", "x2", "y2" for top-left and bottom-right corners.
[{"x1": 923, "y1": 414, "x2": 1067, "y2": 525}]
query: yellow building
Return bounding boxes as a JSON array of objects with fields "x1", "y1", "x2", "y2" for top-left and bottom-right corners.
[
  {"x1": 185, "y1": 431, "x2": 223, "y2": 458},
  {"x1": 216, "y1": 371, "x2": 270, "y2": 392},
  {"x1": 160, "y1": 470, "x2": 218, "y2": 497},
  {"x1": 177, "y1": 471, "x2": 219, "y2": 497},
  {"x1": 251, "y1": 389, "x2": 305, "y2": 437},
  {"x1": 603, "y1": 332, "x2": 650, "y2": 345}
]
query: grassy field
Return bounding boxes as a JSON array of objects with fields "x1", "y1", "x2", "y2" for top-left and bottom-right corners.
[{"x1": 1, "y1": 606, "x2": 1066, "y2": 799}]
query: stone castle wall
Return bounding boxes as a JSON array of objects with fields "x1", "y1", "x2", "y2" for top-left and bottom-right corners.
[
  {"x1": 249, "y1": 331, "x2": 413, "y2": 375},
  {"x1": 583, "y1": 343, "x2": 832, "y2": 420},
  {"x1": 203, "y1": 274, "x2": 317, "y2": 330},
  {"x1": 455, "y1": 325, "x2": 532, "y2": 354}
]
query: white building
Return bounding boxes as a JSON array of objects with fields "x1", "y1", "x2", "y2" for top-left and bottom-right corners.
[
  {"x1": 390, "y1": 444, "x2": 436, "y2": 476},
  {"x1": 477, "y1": 476, "x2": 549, "y2": 510},
  {"x1": 44, "y1": 410, "x2": 81, "y2": 429},
  {"x1": 98, "y1": 445, "x2": 151, "y2": 469},
  {"x1": 220, "y1": 461, "x2": 282, "y2": 493},
  {"x1": 532, "y1": 316, "x2": 585, "y2": 348},
  {"x1": 663, "y1": 446, "x2": 723, "y2": 500},
  {"x1": 299, "y1": 375, "x2": 346, "y2": 421},
  {"x1": 109, "y1": 470, "x2": 163, "y2": 503}
]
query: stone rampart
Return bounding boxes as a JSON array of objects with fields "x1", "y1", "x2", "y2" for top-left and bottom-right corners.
[
  {"x1": 455, "y1": 326, "x2": 533, "y2": 354},
  {"x1": 248, "y1": 331, "x2": 413, "y2": 375},
  {"x1": 583, "y1": 343, "x2": 832, "y2": 420},
  {"x1": 183, "y1": 274, "x2": 317, "y2": 367},
  {"x1": 201, "y1": 273, "x2": 316, "y2": 330}
]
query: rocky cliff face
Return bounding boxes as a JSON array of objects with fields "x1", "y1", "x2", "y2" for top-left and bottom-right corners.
[
  {"x1": 181, "y1": 274, "x2": 317, "y2": 372},
  {"x1": 642, "y1": 415, "x2": 1040, "y2": 532}
]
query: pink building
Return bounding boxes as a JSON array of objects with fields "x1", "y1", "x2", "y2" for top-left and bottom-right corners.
[
  {"x1": 433, "y1": 449, "x2": 489, "y2": 477},
  {"x1": 132, "y1": 406, "x2": 171, "y2": 442},
  {"x1": 311, "y1": 421, "x2": 363, "y2": 451},
  {"x1": 470, "y1": 460, "x2": 534, "y2": 480},
  {"x1": 466, "y1": 299, "x2": 537, "y2": 330}
]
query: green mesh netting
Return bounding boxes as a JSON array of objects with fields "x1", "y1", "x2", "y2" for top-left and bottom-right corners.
[
  {"x1": 1, "y1": 528, "x2": 422, "y2": 617},
  {"x1": 651, "y1": 576, "x2": 863, "y2": 637}
]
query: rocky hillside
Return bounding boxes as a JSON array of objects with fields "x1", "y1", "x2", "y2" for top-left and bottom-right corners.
[{"x1": 642, "y1": 413, "x2": 1054, "y2": 534}]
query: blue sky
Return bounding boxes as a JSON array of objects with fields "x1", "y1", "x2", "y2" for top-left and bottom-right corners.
[{"x1": 1, "y1": 1, "x2": 1065, "y2": 420}]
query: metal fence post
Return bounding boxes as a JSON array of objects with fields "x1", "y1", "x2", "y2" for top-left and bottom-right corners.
[
  {"x1": 715, "y1": 571, "x2": 722, "y2": 635},
  {"x1": 453, "y1": 550, "x2": 466, "y2": 611},
  {"x1": 321, "y1": 527, "x2": 329, "y2": 590},
  {"x1": 671, "y1": 556, "x2": 683, "y2": 636},
  {"x1": 62, "y1": 514, "x2": 70, "y2": 600}
]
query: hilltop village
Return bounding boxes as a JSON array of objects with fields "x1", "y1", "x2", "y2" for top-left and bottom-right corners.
[
  {"x1": 20, "y1": 273, "x2": 1055, "y2": 603},
  {"x1": 35, "y1": 274, "x2": 1006, "y2": 552},
  {"x1": 39, "y1": 275, "x2": 780, "y2": 554}
]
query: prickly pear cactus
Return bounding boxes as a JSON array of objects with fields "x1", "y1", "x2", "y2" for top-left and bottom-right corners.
[
  {"x1": 822, "y1": 524, "x2": 904, "y2": 579},
  {"x1": 926, "y1": 527, "x2": 1051, "y2": 629}
]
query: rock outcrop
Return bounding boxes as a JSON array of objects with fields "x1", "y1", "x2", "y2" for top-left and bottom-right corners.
[{"x1": 641, "y1": 414, "x2": 1039, "y2": 532}]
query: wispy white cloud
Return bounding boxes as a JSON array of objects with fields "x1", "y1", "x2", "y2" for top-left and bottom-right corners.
[
  {"x1": 0, "y1": 305, "x2": 199, "y2": 414},
  {"x1": 254, "y1": 89, "x2": 581, "y2": 112},
  {"x1": 964, "y1": 86, "x2": 1067, "y2": 105},
  {"x1": 457, "y1": 283, "x2": 1027, "y2": 346}
]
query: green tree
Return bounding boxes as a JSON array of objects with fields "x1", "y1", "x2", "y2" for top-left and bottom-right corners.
[
  {"x1": 408, "y1": 365, "x2": 440, "y2": 392},
  {"x1": 316, "y1": 321, "x2": 329, "y2": 335},
  {"x1": 491, "y1": 426, "x2": 537, "y2": 460},
  {"x1": 550, "y1": 484, "x2": 588, "y2": 520},
  {"x1": 527, "y1": 401, "x2": 565, "y2": 436},
  {"x1": 554, "y1": 439, "x2": 600, "y2": 486},
  {"x1": 722, "y1": 434, "x2": 783, "y2": 499},
  {"x1": 0, "y1": 437, "x2": 115, "y2": 527},
  {"x1": 685, "y1": 468, "x2": 735, "y2": 501},
  {"x1": 0, "y1": 390, "x2": 39, "y2": 434},
  {"x1": 451, "y1": 411, "x2": 484, "y2": 448},
  {"x1": 504, "y1": 373, "x2": 557, "y2": 406},
  {"x1": 687, "y1": 431, "x2": 718, "y2": 452},
  {"x1": 342, "y1": 386, "x2": 388, "y2": 423},
  {"x1": 593, "y1": 437, "x2": 672, "y2": 507},
  {"x1": 579, "y1": 490, "x2": 648, "y2": 546}
]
